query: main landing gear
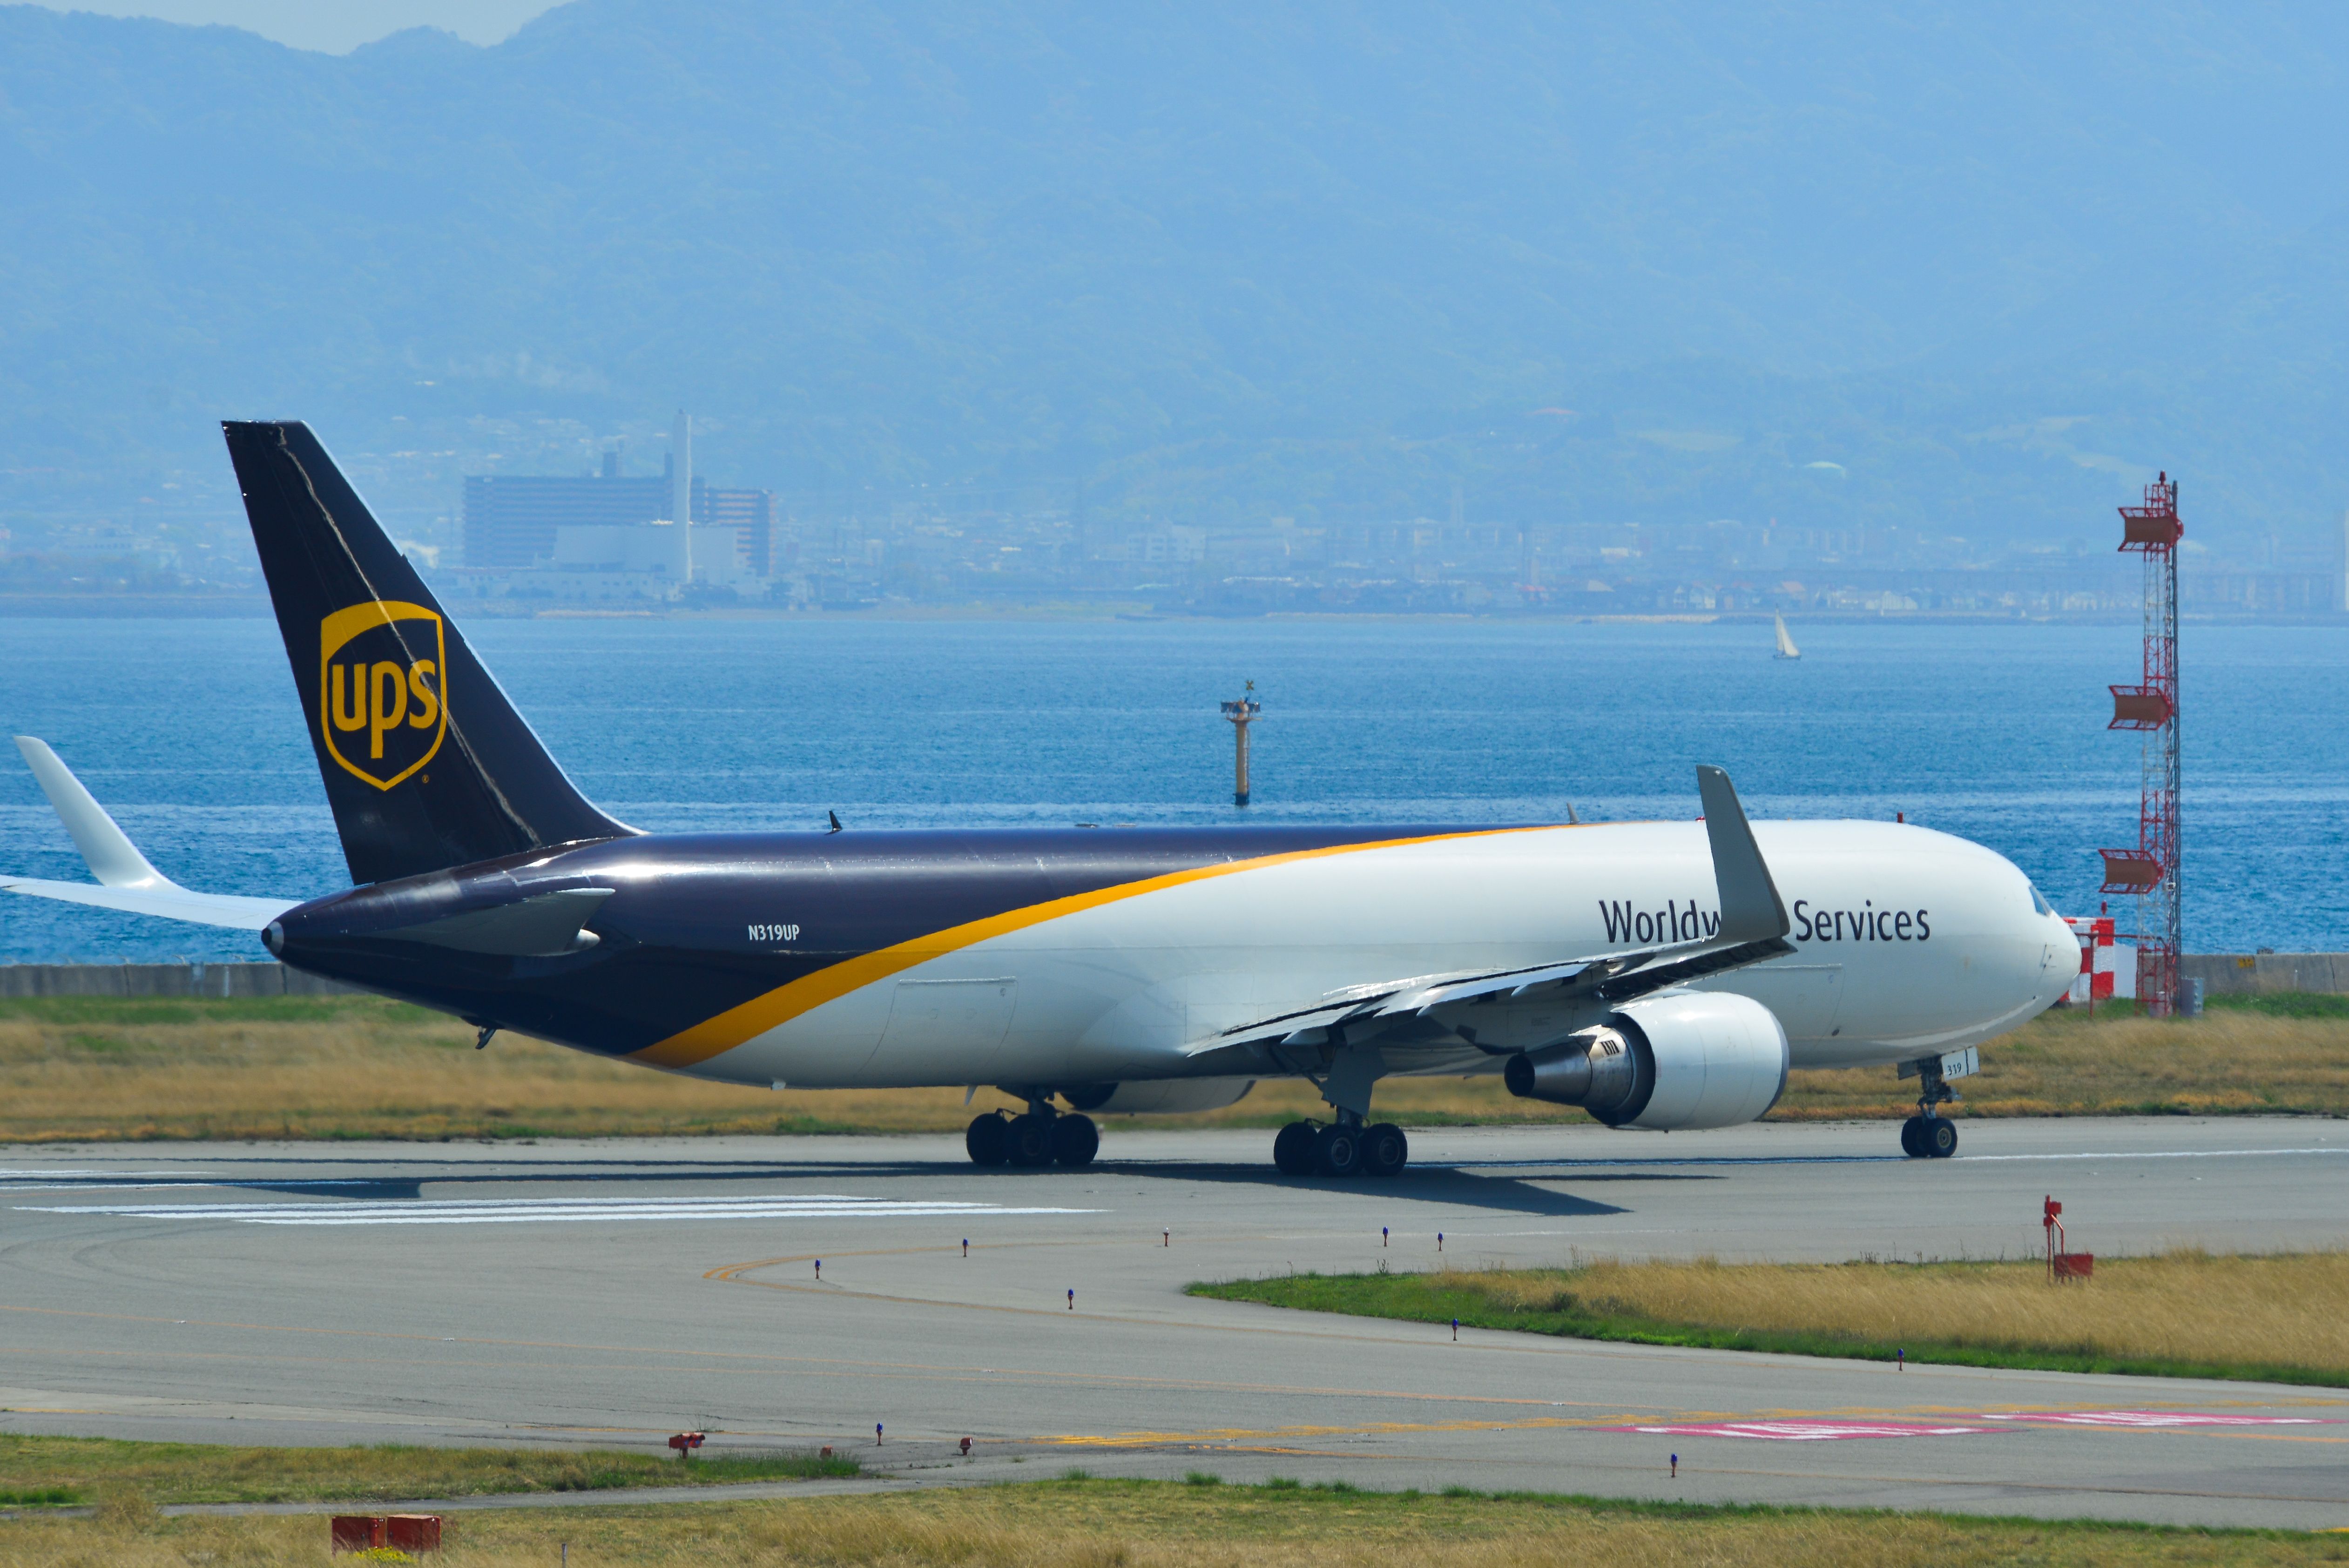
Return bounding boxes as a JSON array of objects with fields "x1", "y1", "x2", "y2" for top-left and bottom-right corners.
[
  {"x1": 1899, "y1": 1056, "x2": 1959, "y2": 1159},
  {"x1": 1272, "y1": 1031, "x2": 1409, "y2": 1178},
  {"x1": 1272, "y1": 1117, "x2": 1409, "y2": 1178},
  {"x1": 965, "y1": 1101, "x2": 1097, "y2": 1169}
]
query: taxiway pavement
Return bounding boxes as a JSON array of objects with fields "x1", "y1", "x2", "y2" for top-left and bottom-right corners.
[{"x1": 0, "y1": 1116, "x2": 2342, "y2": 1528}]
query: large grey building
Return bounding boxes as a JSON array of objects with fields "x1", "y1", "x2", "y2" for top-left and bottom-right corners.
[{"x1": 463, "y1": 452, "x2": 773, "y2": 578}]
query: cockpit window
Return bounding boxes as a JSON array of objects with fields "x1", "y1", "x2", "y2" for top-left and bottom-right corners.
[{"x1": 2028, "y1": 883, "x2": 2054, "y2": 917}]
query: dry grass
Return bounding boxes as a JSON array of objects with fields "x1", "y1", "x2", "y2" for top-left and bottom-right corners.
[
  {"x1": 1778, "y1": 996, "x2": 2349, "y2": 1120},
  {"x1": 0, "y1": 991, "x2": 2343, "y2": 1143},
  {"x1": 1, "y1": 1478, "x2": 2340, "y2": 1566},
  {"x1": 1453, "y1": 1250, "x2": 2349, "y2": 1378},
  {"x1": 0, "y1": 995, "x2": 1590, "y2": 1142},
  {"x1": 1200, "y1": 1250, "x2": 2349, "y2": 1385},
  {"x1": 0, "y1": 995, "x2": 853, "y2": 1142}
]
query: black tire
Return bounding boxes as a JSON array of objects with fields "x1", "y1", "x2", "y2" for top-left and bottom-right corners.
[
  {"x1": 1050, "y1": 1113, "x2": 1099, "y2": 1168},
  {"x1": 1313, "y1": 1122, "x2": 1363, "y2": 1178},
  {"x1": 1925, "y1": 1118, "x2": 1959, "y2": 1159},
  {"x1": 1005, "y1": 1113, "x2": 1055, "y2": 1167},
  {"x1": 1898, "y1": 1116, "x2": 1924, "y2": 1158},
  {"x1": 1272, "y1": 1120, "x2": 1318, "y2": 1176},
  {"x1": 1361, "y1": 1122, "x2": 1409, "y2": 1177},
  {"x1": 965, "y1": 1112, "x2": 1010, "y2": 1167}
]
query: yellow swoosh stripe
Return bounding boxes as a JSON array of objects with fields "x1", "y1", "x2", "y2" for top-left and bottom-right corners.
[{"x1": 631, "y1": 826, "x2": 1541, "y2": 1069}]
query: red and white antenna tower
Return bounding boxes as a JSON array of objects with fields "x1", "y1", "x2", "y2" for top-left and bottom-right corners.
[{"x1": 2097, "y1": 473, "x2": 2182, "y2": 1015}]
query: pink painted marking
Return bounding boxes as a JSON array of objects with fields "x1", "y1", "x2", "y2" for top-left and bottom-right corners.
[
  {"x1": 1980, "y1": 1411, "x2": 2333, "y2": 1428},
  {"x1": 1627, "y1": 1420, "x2": 1997, "y2": 1441}
]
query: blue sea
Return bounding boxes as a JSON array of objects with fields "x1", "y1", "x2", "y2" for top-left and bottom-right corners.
[{"x1": 0, "y1": 614, "x2": 2339, "y2": 961}]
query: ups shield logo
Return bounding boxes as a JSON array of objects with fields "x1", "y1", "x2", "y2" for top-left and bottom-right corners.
[{"x1": 319, "y1": 601, "x2": 447, "y2": 791}]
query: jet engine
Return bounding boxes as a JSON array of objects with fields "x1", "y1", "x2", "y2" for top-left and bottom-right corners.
[{"x1": 1502, "y1": 990, "x2": 1788, "y2": 1130}]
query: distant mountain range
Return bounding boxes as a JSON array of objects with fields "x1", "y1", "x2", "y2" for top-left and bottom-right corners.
[{"x1": 5, "y1": 0, "x2": 2349, "y2": 557}]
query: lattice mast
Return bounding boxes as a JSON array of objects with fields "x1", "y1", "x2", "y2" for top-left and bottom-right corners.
[{"x1": 2098, "y1": 474, "x2": 2182, "y2": 1015}]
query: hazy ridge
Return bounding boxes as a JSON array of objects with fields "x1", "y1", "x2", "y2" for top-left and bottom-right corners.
[{"x1": 5, "y1": 0, "x2": 2348, "y2": 548}]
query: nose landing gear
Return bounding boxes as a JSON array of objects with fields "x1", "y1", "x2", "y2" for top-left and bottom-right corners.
[
  {"x1": 1898, "y1": 1056, "x2": 1960, "y2": 1159},
  {"x1": 1899, "y1": 1114, "x2": 1958, "y2": 1158}
]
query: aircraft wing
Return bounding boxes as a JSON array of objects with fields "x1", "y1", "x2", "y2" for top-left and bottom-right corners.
[
  {"x1": 1199, "y1": 764, "x2": 1795, "y2": 1051},
  {"x1": 0, "y1": 737, "x2": 305, "y2": 933}
]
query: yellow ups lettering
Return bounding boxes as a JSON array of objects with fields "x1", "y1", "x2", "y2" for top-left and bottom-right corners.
[
  {"x1": 369, "y1": 661, "x2": 409, "y2": 758},
  {"x1": 407, "y1": 660, "x2": 439, "y2": 729},
  {"x1": 330, "y1": 662, "x2": 369, "y2": 732}
]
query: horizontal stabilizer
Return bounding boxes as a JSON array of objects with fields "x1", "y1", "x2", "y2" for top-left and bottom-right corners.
[
  {"x1": 2, "y1": 737, "x2": 302, "y2": 932},
  {"x1": 0, "y1": 874, "x2": 297, "y2": 932},
  {"x1": 383, "y1": 887, "x2": 614, "y2": 957}
]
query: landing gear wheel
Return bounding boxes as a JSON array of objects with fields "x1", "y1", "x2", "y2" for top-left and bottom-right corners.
[
  {"x1": 1050, "y1": 1113, "x2": 1099, "y2": 1168},
  {"x1": 1924, "y1": 1117, "x2": 1959, "y2": 1159},
  {"x1": 965, "y1": 1112, "x2": 1010, "y2": 1167},
  {"x1": 1898, "y1": 1116, "x2": 1925, "y2": 1159},
  {"x1": 1005, "y1": 1113, "x2": 1055, "y2": 1167},
  {"x1": 1313, "y1": 1122, "x2": 1364, "y2": 1178},
  {"x1": 1360, "y1": 1122, "x2": 1409, "y2": 1178},
  {"x1": 1272, "y1": 1120, "x2": 1318, "y2": 1176}
]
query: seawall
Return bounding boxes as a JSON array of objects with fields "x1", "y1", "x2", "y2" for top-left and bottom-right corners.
[
  {"x1": 0, "y1": 963, "x2": 359, "y2": 998},
  {"x1": 2182, "y1": 953, "x2": 2349, "y2": 997}
]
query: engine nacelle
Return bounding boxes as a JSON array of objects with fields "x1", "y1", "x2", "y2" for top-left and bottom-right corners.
[
  {"x1": 1502, "y1": 990, "x2": 1789, "y2": 1130},
  {"x1": 1059, "y1": 1080, "x2": 1256, "y2": 1115}
]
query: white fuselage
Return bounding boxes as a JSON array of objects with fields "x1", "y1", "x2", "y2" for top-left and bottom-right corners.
[{"x1": 688, "y1": 820, "x2": 2078, "y2": 1094}]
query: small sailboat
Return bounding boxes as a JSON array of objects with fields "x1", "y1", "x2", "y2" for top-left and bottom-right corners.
[{"x1": 1773, "y1": 614, "x2": 1801, "y2": 660}]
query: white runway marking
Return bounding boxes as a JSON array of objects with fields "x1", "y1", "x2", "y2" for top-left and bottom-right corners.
[
  {"x1": 0, "y1": 1183, "x2": 365, "y2": 1193},
  {"x1": 1457, "y1": 1146, "x2": 2346, "y2": 1169},
  {"x1": 1983, "y1": 1411, "x2": 2331, "y2": 1428},
  {"x1": 1628, "y1": 1420, "x2": 1998, "y2": 1441},
  {"x1": 15, "y1": 1194, "x2": 1100, "y2": 1227}
]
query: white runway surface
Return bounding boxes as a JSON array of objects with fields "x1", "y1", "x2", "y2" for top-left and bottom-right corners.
[{"x1": 0, "y1": 1117, "x2": 2342, "y2": 1528}]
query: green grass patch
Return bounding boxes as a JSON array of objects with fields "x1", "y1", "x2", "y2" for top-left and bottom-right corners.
[
  {"x1": 0, "y1": 1433, "x2": 857, "y2": 1506},
  {"x1": 1189, "y1": 1257, "x2": 2349, "y2": 1388},
  {"x1": 2206, "y1": 990, "x2": 2349, "y2": 1021},
  {"x1": 5, "y1": 1472, "x2": 2345, "y2": 1565}
]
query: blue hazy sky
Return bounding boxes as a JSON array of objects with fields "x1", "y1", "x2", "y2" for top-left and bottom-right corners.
[{"x1": 28, "y1": 0, "x2": 561, "y2": 50}]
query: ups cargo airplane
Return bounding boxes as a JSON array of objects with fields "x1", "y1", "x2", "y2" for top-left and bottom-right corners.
[{"x1": 2, "y1": 424, "x2": 2079, "y2": 1176}]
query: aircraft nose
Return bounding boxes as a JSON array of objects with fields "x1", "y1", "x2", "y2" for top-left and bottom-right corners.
[{"x1": 2037, "y1": 914, "x2": 2079, "y2": 1006}]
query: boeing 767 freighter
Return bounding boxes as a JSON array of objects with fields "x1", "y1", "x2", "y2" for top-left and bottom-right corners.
[{"x1": 1, "y1": 424, "x2": 2078, "y2": 1174}]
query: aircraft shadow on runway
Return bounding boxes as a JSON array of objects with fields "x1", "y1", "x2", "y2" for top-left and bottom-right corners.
[
  {"x1": 6, "y1": 1158, "x2": 1729, "y2": 1218},
  {"x1": 1098, "y1": 1161, "x2": 1639, "y2": 1217},
  {"x1": 228, "y1": 1180, "x2": 427, "y2": 1200}
]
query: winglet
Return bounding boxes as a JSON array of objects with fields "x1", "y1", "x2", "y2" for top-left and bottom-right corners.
[
  {"x1": 1695, "y1": 764, "x2": 1789, "y2": 946},
  {"x1": 5, "y1": 737, "x2": 304, "y2": 931},
  {"x1": 14, "y1": 737, "x2": 168, "y2": 888}
]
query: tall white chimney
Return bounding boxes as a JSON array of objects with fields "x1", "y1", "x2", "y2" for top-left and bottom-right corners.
[{"x1": 672, "y1": 410, "x2": 693, "y2": 584}]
